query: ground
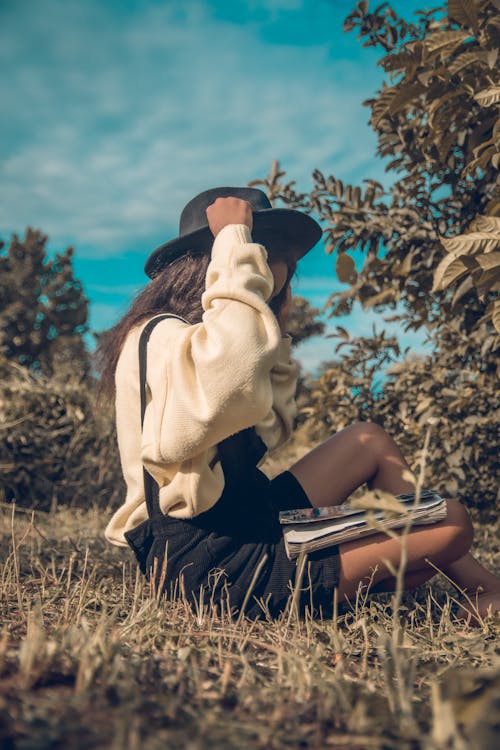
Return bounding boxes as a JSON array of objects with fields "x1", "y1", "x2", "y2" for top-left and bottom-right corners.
[{"x1": 1, "y1": 498, "x2": 499, "y2": 750}]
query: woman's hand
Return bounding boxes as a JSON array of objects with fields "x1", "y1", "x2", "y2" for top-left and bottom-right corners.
[{"x1": 206, "y1": 197, "x2": 253, "y2": 238}]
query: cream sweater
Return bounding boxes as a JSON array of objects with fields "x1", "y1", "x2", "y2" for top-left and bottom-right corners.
[{"x1": 105, "y1": 224, "x2": 299, "y2": 547}]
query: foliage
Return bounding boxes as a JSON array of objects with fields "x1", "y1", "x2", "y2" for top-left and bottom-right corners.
[
  {"x1": 287, "y1": 295, "x2": 325, "y2": 346},
  {"x1": 0, "y1": 229, "x2": 118, "y2": 509},
  {"x1": 253, "y1": 3, "x2": 499, "y2": 514},
  {"x1": 296, "y1": 320, "x2": 499, "y2": 514},
  {"x1": 0, "y1": 359, "x2": 123, "y2": 510},
  {"x1": 0, "y1": 228, "x2": 90, "y2": 377},
  {"x1": 433, "y1": 214, "x2": 500, "y2": 333},
  {"x1": 253, "y1": 2, "x2": 499, "y2": 335}
]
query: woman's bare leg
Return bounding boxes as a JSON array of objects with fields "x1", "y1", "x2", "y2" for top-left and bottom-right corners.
[
  {"x1": 375, "y1": 558, "x2": 500, "y2": 617},
  {"x1": 340, "y1": 526, "x2": 500, "y2": 620},
  {"x1": 289, "y1": 422, "x2": 500, "y2": 617},
  {"x1": 336, "y1": 499, "x2": 473, "y2": 598},
  {"x1": 289, "y1": 422, "x2": 417, "y2": 507},
  {"x1": 370, "y1": 567, "x2": 436, "y2": 593},
  {"x1": 445, "y1": 554, "x2": 500, "y2": 620}
]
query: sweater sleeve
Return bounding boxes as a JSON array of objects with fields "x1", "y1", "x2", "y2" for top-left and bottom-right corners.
[
  {"x1": 255, "y1": 335, "x2": 298, "y2": 452},
  {"x1": 140, "y1": 224, "x2": 284, "y2": 474}
]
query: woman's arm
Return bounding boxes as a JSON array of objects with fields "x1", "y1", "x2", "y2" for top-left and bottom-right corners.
[
  {"x1": 255, "y1": 334, "x2": 299, "y2": 452},
  {"x1": 139, "y1": 203, "x2": 285, "y2": 468}
]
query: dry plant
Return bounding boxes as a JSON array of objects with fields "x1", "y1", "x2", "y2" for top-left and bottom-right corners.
[{"x1": 0, "y1": 437, "x2": 499, "y2": 750}]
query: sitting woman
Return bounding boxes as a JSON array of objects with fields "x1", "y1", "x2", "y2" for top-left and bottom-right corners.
[{"x1": 98, "y1": 187, "x2": 500, "y2": 622}]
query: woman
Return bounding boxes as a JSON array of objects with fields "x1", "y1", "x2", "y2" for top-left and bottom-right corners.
[{"x1": 98, "y1": 187, "x2": 500, "y2": 621}]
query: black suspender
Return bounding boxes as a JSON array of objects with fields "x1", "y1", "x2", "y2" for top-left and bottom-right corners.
[
  {"x1": 138, "y1": 314, "x2": 187, "y2": 519},
  {"x1": 137, "y1": 313, "x2": 267, "y2": 523}
]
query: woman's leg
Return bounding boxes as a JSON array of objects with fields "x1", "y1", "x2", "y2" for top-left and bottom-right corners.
[
  {"x1": 289, "y1": 422, "x2": 500, "y2": 617},
  {"x1": 338, "y1": 518, "x2": 500, "y2": 619},
  {"x1": 289, "y1": 421, "x2": 417, "y2": 507},
  {"x1": 336, "y1": 499, "x2": 473, "y2": 598}
]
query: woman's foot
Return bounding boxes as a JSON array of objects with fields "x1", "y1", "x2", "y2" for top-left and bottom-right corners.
[{"x1": 456, "y1": 588, "x2": 500, "y2": 626}]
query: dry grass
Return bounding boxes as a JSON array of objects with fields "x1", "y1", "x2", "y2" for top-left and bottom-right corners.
[{"x1": 1, "y1": 496, "x2": 499, "y2": 750}]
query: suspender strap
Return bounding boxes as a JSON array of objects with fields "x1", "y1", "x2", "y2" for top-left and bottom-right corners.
[{"x1": 138, "y1": 314, "x2": 187, "y2": 519}]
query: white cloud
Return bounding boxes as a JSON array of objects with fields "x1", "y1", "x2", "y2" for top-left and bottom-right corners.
[{"x1": 0, "y1": 0, "x2": 385, "y2": 256}]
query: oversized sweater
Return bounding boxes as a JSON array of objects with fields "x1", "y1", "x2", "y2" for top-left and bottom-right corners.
[{"x1": 105, "y1": 224, "x2": 299, "y2": 547}]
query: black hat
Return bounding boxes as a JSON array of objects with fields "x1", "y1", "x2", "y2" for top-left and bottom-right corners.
[{"x1": 144, "y1": 186, "x2": 322, "y2": 278}]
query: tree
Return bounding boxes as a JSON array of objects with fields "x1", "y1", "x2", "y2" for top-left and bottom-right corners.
[
  {"x1": 298, "y1": 323, "x2": 499, "y2": 514},
  {"x1": 254, "y1": 2, "x2": 499, "y2": 337},
  {"x1": 288, "y1": 295, "x2": 325, "y2": 346},
  {"x1": 0, "y1": 228, "x2": 90, "y2": 377},
  {"x1": 252, "y1": 2, "x2": 500, "y2": 511},
  {"x1": 0, "y1": 229, "x2": 122, "y2": 509}
]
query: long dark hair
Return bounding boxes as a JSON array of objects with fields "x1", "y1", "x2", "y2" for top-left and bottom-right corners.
[
  {"x1": 95, "y1": 252, "x2": 210, "y2": 399},
  {"x1": 95, "y1": 246, "x2": 296, "y2": 401}
]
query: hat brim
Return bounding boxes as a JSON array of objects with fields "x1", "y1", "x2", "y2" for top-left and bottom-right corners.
[{"x1": 144, "y1": 208, "x2": 322, "y2": 278}]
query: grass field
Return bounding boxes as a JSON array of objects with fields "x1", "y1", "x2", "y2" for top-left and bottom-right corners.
[{"x1": 1, "y1": 496, "x2": 499, "y2": 750}]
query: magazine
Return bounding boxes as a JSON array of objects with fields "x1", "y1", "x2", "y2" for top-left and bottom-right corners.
[{"x1": 279, "y1": 489, "x2": 447, "y2": 560}]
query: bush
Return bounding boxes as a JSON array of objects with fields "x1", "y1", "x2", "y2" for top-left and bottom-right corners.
[
  {"x1": 297, "y1": 321, "x2": 499, "y2": 517},
  {"x1": 0, "y1": 358, "x2": 124, "y2": 511},
  {"x1": 254, "y1": 2, "x2": 499, "y2": 519}
]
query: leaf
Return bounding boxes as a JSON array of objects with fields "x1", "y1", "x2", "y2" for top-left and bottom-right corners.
[
  {"x1": 447, "y1": 0, "x2": 479, "y2": 32},
  {"x1": 474, "y1": 87, "x2": 500, "y2": 107},
  {"x1": 468, "y1": 215, "x2": 500, "y2": 233},
  {"x1": 432, "y1": 255, "x2": 469, "y2": 292},
  {"x1": 447, "y1": 51, "x2": 486, "y2": 77},
  {"x1": 400, "y1": 251, "x2": 414, "y2": 276},
  {"x1": 387, "y1": 82, "x2": 427, "y2": 115},
  {"x1": 362, "y1": 288, "x2": 395, "y2": 307},
  {"x1": 451, "y1": 275, "x2": 474, "y2": 308},
  {"x1": 492, "y1": 300, "x2": 500, "y2": 334},
  {"x1": 475, "y1": 267, "x2": 500, "y2": 297},
  {"x1": 474, "y1": 251, "x2": 500, "y2": 271},
  {"x1": 336, "y1": 252, "x2": 357, "y2": 284},
  {"x1": 334, "y1": 326, "x2": 350, "y2": 341},
  {"x1": 464, "y1": 145, "x2": 498, "y2": 175},
  {"x1": 437, "y1": 128, "x2": 459, "y2": 161},
  {"x1": 428, "y1": 88, "x2": 465, "y2": 130},
  {"x1": 415, "y1": 396, "x2": 434, "y2": 415},
  {"x1": 393, "y1": 252, "x2": 414, "y2": 278},
  {"x1": 379, "y1": 50, "x2": 415, "y2": 73},
  {"x1": 441, "y1": 232, "x2": 500, "y2": 255},
  {"x1": 423, "y1": 30, "x2": 469, "y2": 56},
  {"x1": 370, "y1": 86, "x2": 399, "y2": 126},
  {"x1": 487, "y1": 48, "x2": 498, "y2": 69}
]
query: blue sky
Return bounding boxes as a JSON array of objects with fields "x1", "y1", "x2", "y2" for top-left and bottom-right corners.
[{"x1": 0, "y1": 0, "x2": 436, "y2": 374}]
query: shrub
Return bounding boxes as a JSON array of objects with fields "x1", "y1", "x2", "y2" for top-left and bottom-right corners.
[
  {"x1": 0, "y1": 359, "x2": 124, "y2": 511},
  {"x1": 297, "y1": 321, "x2": 499, "y2": 517}
]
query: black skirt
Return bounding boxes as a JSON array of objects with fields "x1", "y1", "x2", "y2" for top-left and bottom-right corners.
[{"x1": 145, "y1": 468, "x2": 341, "y2": 620}]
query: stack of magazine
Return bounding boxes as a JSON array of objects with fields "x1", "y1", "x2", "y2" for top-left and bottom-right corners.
[{"x1": 279, "y1": 489, "x2": 447, "y2": 560}]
